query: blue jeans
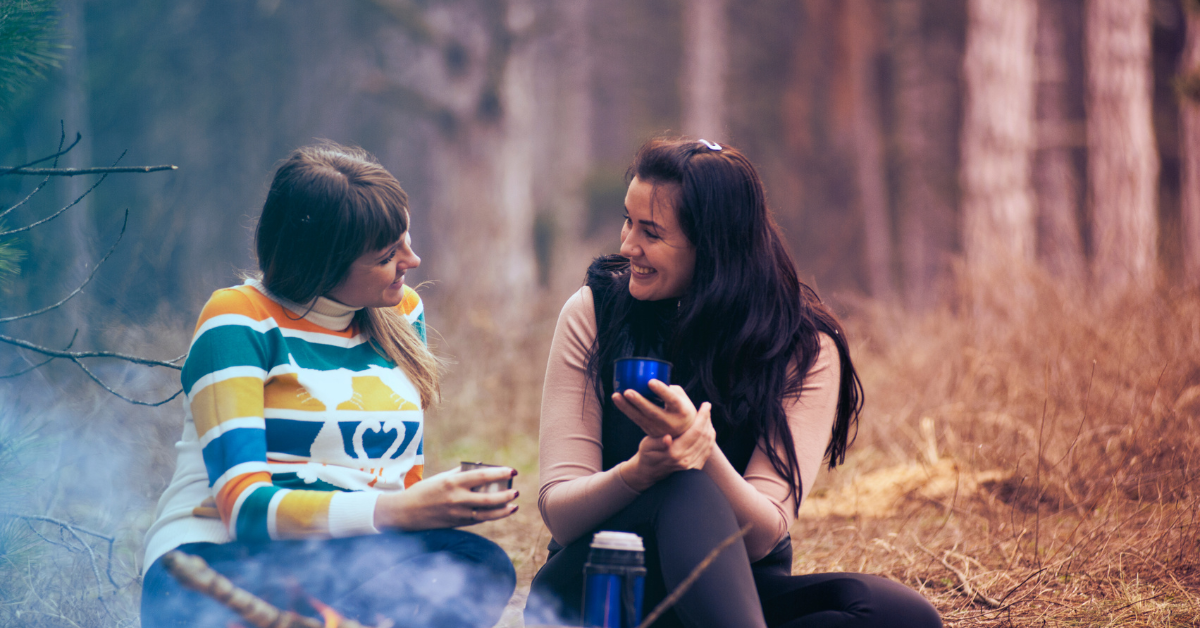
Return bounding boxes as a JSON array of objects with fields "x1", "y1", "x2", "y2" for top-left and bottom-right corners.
[{"x1": 142, "y1": 529, "x2": 515, "y2": 628}]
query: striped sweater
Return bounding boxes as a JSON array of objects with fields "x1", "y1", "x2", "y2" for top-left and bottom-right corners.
[{"x1": 143, "y1": 280, "x2": 427, "y2": 572}]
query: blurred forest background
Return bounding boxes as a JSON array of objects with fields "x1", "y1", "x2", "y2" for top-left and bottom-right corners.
[{"x1": 2, "y1": 0, "x2": 1199, "y2": 627}]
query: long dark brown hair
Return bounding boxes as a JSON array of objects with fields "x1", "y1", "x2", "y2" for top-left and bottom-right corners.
[
  {"x1": 588, "y1": 137, "x2": 861, "y2": 511},
  {"x1": 254, "y1": 142, "x2": 440, "y2": 407}
]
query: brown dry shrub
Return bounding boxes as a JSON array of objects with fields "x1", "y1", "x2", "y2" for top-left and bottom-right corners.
[{"x1": 811, "y1": 268, "x2": 1200, "y2": 626}]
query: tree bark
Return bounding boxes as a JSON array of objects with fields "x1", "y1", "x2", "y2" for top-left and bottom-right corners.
[
  {"x1": 890, "y1": 0, "x2": 964, "y2": 310},
  {"x1": 1034, "y1": 0, "x2": 1086, "y2": 280},
  {"x1": 1180, "y1": 3, "x2": 1200, "y2": 287},
  {"x1": 840, "y1": 0, "x2": 894, "y2": 300},
  {"x1": 1085, "y1": 0, "x2": 1158, "y2": 292},
  {"x1": 960, "y1": 0, "x2": 1038, "y2": 274},
  {"x1": 681, "y1": 0, "x2": 727, "y2": 139}
]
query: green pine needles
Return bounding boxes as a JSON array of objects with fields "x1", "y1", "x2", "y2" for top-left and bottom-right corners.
[{"x1": 0, "y1": 0, "x2": 62, "y2": 110}]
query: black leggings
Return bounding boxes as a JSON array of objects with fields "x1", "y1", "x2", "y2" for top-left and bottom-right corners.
[
  {"x1": 142, "y1": 529, "x2": 515, "y2": 628},
  {"x1": 525, "y1": 471, "x2": 941, "y2": 628}
]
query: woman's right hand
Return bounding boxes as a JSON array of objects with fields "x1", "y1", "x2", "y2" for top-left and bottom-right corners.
[
  {"x1": 374, "y1": 466, "x2": 519, "y2": 531},
  {"x1": 618, "y1": 402, "x2": 715, "y2": 492}
]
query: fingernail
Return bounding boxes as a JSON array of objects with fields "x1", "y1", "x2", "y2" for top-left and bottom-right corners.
[
  {"x1": 512, "y1": 505, "x2": 519, "y2": 513},
  {"x1": 511, "y1": 468, "x2": 519, "y2": 477},
  {"x1": 514, "y1": 490, "x2": 520, "y2": 498}
]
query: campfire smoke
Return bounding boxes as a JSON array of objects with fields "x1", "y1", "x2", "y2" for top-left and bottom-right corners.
[{"x1": 162, "y1": 551, "x2": 377, "y2": 628}]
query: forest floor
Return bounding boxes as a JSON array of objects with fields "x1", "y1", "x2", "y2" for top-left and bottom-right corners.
[{"x1": 2, "y1": 271, "x2": 1198, "y2": 628}]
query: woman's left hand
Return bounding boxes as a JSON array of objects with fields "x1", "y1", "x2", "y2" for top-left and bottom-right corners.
[
  {"x1": 612, "y1": 379, "x2": 698, "y2": 438},
  {"x1": 617, "y1": 401, "x2": 716, "y2": 492}
]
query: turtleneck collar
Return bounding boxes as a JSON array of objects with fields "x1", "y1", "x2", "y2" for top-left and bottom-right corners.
[{"x1": 245, "y1": 277, "x2": 361, "y2": 331}]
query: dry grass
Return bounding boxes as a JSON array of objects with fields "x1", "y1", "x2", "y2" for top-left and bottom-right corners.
[
  {"x1": 431, "y1": 269, "x2": 1200, "y2": 627},
  {"x1": 800, "y1": 270, "x2": 1200, "y2": 627}
]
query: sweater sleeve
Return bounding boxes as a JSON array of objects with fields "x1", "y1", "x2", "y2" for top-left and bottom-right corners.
[
  {"x1": 183, "y1": 288, "x2": 280, "y2": 541},
  {"x1": 537, "y1": 287, "x2": 643, "y2": 545}
]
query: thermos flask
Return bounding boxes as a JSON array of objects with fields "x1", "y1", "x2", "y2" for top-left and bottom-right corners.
[{"x1": 582, "y1": 531, "x2": 646, "y2": 628}]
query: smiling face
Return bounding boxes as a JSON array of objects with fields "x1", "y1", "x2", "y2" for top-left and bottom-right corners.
[
  {"x1": 620, "y1": 176, "x2": 696, "y2": 301},
  {"x1": 325, "y1": 230, "x2": 420, "y2": 309}
]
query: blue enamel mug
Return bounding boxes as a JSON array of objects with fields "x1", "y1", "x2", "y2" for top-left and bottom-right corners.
[{"x1": 613, "y1": 357, "x2": 672, "y2": 404}]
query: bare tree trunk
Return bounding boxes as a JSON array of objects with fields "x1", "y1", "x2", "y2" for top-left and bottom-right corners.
[
  {"x1": 681, "y1": 0, "x2": 727, "y2": 139},
  {"x1": 890, "y1": 0, "x2": 963, "y2": 310},
  {"x1": 366, "y1": 0, "x2": 539, "y2": 324},
  {"x1": 841, "y1": 0, "x2": 894, "y2": 300},
  {"x1": 1181, "y1": 3, "x2": 1200, "y2": 287},
  {"x1": 960, "y1": 0, "x2": 1037, "y2": 275},
  {"x1": 59, "y1": 0, "x2": 93, "y2": 340},
  {"x1": 545, "y1": 0, "x2": 594, "y2": 292},
  {"x1": 1085, "y1": 0, "x2": 1158, "y2": 292},
  {"x1": 1034, "y1": 0, "x2": 1086, "y2": 280}
]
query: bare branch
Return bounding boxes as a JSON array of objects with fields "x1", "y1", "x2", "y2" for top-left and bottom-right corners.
[
  {"x1": 0, "y1": 130, "x2": 82, "y2": 176},
  {"x1": 635, "y1": 524, "x2": 752, "y2": 628},
  {"x1": 1, "y1": 512, "x2": 122, "y2": 613},
  {"x1": 6, "y1": 165, "x2": 178, "y2": 176},
  {"x1": 0, "y1": 155, "x2": 118, "y2": 238},
  {"x1": 0, "y1": 210, "x2": 129, "y2": 324},
  {"x1": 915, "y1": 542, "x2": 1002, "y2": 608},
  {"x1": 0, "y1": 333, "x2": 185, "y2": 369},
  {"x1": 0, "y1": 127, "x2": 71, "y2": 221},
  {"x1": 0, "y1": 330, "x2": 77, "y2": 378},
  {"x1": 70, "y1": 357, "x2": 185, "y2": 406}
]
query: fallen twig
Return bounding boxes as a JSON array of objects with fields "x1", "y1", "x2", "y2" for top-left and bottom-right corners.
[
  {"x1": 1, "y1": 512, "x2": 120, "y2": 616},
  {"x1": 916, "y1": 542, "x2": 1002, "y2": 608}
]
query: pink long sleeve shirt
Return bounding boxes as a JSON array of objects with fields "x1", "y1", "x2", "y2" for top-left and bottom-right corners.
[{"x1": 537, "y1": 287, "x2": 841, "y2": 561}]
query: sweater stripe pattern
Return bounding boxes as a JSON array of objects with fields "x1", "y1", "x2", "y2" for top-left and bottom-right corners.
[{"x1": 143, "y1": 281, "x2": 426, "y2": 569}]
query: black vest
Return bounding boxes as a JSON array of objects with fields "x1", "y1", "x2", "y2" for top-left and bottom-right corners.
[{"x1": 586, "y1": 256, "x2": 758, "y2": 476}]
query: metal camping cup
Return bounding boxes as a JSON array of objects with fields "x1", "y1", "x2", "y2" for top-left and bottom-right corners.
[
  {"x1": 582, "y1": 531, "x2": 646, "y2": 628},
  {"x1": 460, "y1": 462, "x2": 513, "y2": 507},
  {"x1": 613, "y1": 357, "x2": 672, "y2": 404}
]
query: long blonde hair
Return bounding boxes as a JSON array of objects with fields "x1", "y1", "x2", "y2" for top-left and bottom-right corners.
[{"x1": 255, "y1": 141, "x2": 441, "y2": 407}]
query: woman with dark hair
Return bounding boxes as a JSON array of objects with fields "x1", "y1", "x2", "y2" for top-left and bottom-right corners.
[
  {"x1": 141, "y1": 142, "x2": 517, "y2": 628},
  {"x1": 526, "y1": 138, "x2": 941, "y2": 627}
]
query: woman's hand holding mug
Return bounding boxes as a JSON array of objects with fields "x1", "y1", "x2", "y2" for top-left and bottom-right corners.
[
  {"x1": 612, "y1": 378, "x2": 697, "y2": 438},
  {"x1": 374, "y1": 465, "x2": 518, "y2": 531}
]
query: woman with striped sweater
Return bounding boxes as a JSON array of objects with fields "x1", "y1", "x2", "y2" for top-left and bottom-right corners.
[{"x1": 141, "y1": 142, "x2": 517, "y2": 628}]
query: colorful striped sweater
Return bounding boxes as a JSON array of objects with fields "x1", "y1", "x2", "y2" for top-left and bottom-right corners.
[{"x1": 142, "y1": 279, "x2": 427, "y2": 572}]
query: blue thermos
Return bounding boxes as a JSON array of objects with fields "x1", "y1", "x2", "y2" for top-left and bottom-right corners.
[{"x1": 582, "y1": 531, "x2": 646, "y2": 628}]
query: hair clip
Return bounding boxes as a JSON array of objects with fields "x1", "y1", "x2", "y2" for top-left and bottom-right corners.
[{"x1": 698, "y1": 139, "x2": 722, "y2": 151}]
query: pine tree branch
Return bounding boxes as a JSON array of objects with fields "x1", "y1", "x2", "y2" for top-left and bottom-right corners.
[
  {"x1": 0, "y1": 124, "x2": 71, "y2": 221},
  {"x1": 5, "y1": 165, "x2": 178, "y2": 176},
  {"x1": 0, "y1": 153, "x2": 119, "y2": 238},
  {"x1": 0, "y1": 130, "x2": 81, "y2": 175},
  {"x1": 0, "y1": 330, "x2": 77, "y2": 378},
  {"x1": 0, "y1": 333, "x2": 185, "y2": 369},
  {"x1": 0, "y1": 210, "x2": 128, "y2": 324},
  {"x1": 69, "y1": 356, "x2": 185, "y2": 406}
]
